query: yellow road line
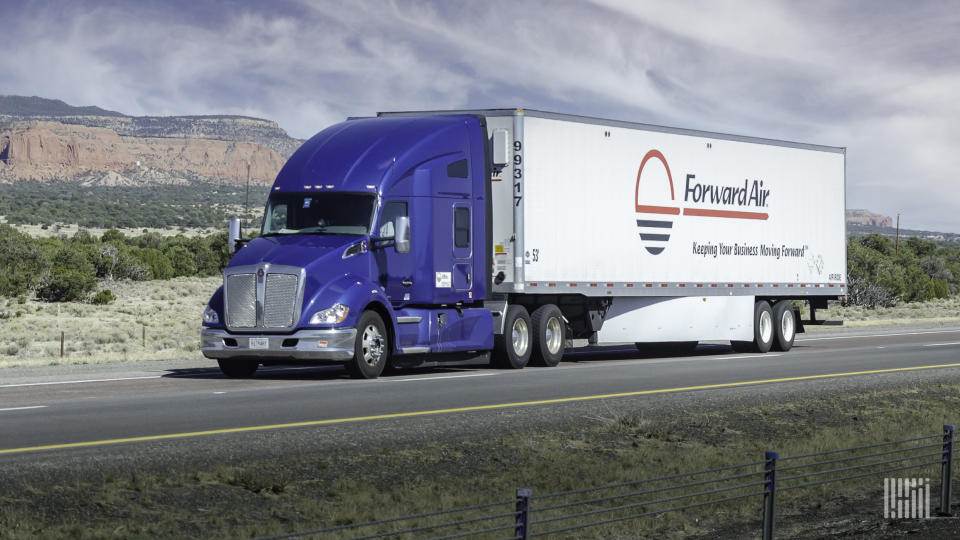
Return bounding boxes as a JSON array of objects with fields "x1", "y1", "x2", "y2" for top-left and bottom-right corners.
[{"x1": 4, "y1": 361, "x2": 960, "y2": 456}]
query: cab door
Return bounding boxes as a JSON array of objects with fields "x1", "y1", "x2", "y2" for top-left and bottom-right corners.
[{"x1": 377, "y1": 199, "x2": 413, "y2": 306}]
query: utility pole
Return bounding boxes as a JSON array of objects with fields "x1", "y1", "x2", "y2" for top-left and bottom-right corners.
[
  {"x1": 243, "y1": 160, "x2": 251, "y2": 237},
  {"x1": 895, "y1": 214, "x2": 900, "y2": 255}
]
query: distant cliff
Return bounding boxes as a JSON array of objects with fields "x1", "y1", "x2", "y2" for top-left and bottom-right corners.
[
  {"x1": 846, "y1": 209, "x2": 894, "y2": 228},
  {"x1": 0, "y1": 95, "x2": 303, "y2": 185},
  {"x1": 0, "y1": 121, "x2": 284, "y2": 184},
  {"x1": 0, "y1": 95, "x2": 303, "y2": 158}
]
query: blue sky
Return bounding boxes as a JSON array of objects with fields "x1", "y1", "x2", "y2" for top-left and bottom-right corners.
[{"x1": 3, "y1": 0, "x2": 960, "y2": 232}]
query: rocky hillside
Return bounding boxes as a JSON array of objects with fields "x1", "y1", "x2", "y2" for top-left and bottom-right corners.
[
  {"x1": 0, "y1": 95, "x2": 302, "y2": 157},
  {"x1": 0, "y1": 122, "x2": 285, "y2": 184},
  {"x1": 0, "y1": 95, "x2": 303, "y2": 185},
  {"x1": 846, "y1": 209, "x2": 893, "y2": 228}
]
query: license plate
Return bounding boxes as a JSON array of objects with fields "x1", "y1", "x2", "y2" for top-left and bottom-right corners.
[{"x1": 248, "y1": 337, "x2": 269, "y2": 349}]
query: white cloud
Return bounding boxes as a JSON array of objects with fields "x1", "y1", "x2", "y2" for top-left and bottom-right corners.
[{"x1": 2, "y1": 0, "x2": 959, "y2": 231}]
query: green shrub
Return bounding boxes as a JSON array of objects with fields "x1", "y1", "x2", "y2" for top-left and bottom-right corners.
[
  {"x1": 0, "y1": 225, "x2": 50, "y2": 297},
  {"x1": 91, "y1": 289, "x2": 116, "y2": 305},
  {"x1": 37, "y1": 269, "x2": 96, "y2": 302},
  {"x1": 133, "y1": 248, "x2": 174, "y2": 280},
  {"x1": 930, "y1": 278, "x2": 951, "y2": 299}
]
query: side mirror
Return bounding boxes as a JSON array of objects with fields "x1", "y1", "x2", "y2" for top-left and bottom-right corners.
[
  {"x1": 395, "y1": 216, "x2": 410, "y2": 253},
  {"x1": 228, "y1": 217, "x2": 241, "y2": 254}
]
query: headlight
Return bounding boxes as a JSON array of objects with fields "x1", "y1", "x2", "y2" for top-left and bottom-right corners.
[
  {"x1": 310, "y1": 303, "x2": 349, "y2": 324},
  {"x1": 202, "y1": 305, "x2": 219, "y2": 324}
]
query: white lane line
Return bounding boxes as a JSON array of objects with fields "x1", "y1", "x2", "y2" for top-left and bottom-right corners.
[
  {"x1": 798, "y1": 329, "x2": 960, "y2": 342},
  {"x1": 562, "y1": 353, "x2": 782, "y2": 368},
  {"x1": 923, "y1": 342, "x2": 960, "y2": 347},
  {"x1": 0, "y1": 405, "x2": 48, "y2": 412},
  {"x1": 388, "y1": 373, "x2": 499, "y2": 382},
  {"x1": 0, "y1": 375, "x2": 161, "y2": 389},
  {"x1": 710, "y1": 354, "x2": 783, "y2": 360}
]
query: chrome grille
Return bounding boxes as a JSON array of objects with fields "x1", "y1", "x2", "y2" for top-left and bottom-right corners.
[
  {"x1": 226, "y1": 273, "x2": 257, "y2": 328},
  {"x1": 263, "y1": 273, "x2": 299, "y2": 328}
]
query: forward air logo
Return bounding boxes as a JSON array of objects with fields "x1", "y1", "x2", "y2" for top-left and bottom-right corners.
[{"x1": 634, "y1": 149, "x2": 770, "y2": 255}]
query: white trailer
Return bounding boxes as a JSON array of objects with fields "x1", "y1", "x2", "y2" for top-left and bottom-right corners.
[{"x1": 384, "y1": 109, "x2": 845, "y2": 364}]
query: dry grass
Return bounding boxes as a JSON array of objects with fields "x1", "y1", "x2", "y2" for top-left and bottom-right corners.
[
  {"x1": 0, "y1": 277, "x2": 219, "y2": 368},
  {"x1": 820, "y1": 296, "x2": 960, "y2": 326},
  {"x1": 1, "y1": 281, "x2": 959, "y2": 368}
]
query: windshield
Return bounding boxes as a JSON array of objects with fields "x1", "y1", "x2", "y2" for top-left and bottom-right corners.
[{"x1": 261, "y1": 192, "x2": 376, "y2": 236}]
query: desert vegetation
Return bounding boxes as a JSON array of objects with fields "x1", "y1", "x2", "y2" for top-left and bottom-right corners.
[
  {"x1": 0, "y1": 277, "x2": 217, "y2": 368},
  {"x1": 0, "y1": 180, "x2": 268, "y2": 229},
  {"x1": 1, "y1": 377, "x2": 956, "y2": 538},
  {"x1": 845, "y1": 234, "x2": 958, "y2": 307},
  {"x1": 0, "y1": 224, "x2": 238, "y2": 302},
  {"x1": 0, "y1": 220, "x2": 959, "y2": 368}
]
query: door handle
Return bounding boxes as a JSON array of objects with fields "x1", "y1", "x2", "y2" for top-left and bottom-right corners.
[{"x1": 402, "y1": 279, "x2": 413, "y2": 287}]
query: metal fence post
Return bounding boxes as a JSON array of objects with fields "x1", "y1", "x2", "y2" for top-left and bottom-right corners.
[
  {"x1": 515, "y1": 488, "x2": 531, "y2": 540},
  {"x1": 763, "y1": 451, "x2": 778, "y2": 540},
  {"x1": 939, "y1": 425, "x2": 954, "y2": 517}
]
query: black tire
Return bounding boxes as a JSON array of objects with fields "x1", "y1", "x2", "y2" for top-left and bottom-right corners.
[
  {"x1": 218, "y1": 359, "x2": 259, "y2": 378},
  {"x1": 530, "y1": 304, "x2": 565, "y2": 367},
  {"x1": 732, "y1": 301, "x2": 775, "y2": 353},
  {"x1": 346, "y1": 311, "x2": 389, "y2": 379},
  {"x1": 753, "y1": 300, "x2": 774, "y2": 353},
  {"x1": 492, "y1": 305, "x2": 532, "y2": 369},
  {"x1": 772, "y1": 301, "x2": 796, "y2": 352}
]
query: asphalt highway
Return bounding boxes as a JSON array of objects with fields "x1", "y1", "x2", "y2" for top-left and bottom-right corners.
[{"x1": 2, "y1": 326, "x2": 960, "y2": 457}]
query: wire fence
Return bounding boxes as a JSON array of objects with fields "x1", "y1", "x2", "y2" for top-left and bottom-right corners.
[{"x1": 253, "y1": 424, "x2": 955, "y2": 540}]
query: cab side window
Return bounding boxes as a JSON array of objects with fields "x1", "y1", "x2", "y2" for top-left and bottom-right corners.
[
  {"x1": 454, "y1": 207, "x2": 470, "y2": 248},
  {"x1": 268, "y1": 203, "x2": 288, "y2": 231},
  {"x1": 380, "y1": 201, "x2": 408, "y2": 237}
]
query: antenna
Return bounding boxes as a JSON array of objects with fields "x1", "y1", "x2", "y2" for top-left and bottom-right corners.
[{"x1": 244, "y1": 160, "x2": 251, "y2": 237}]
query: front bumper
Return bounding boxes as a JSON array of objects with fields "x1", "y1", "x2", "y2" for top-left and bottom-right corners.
[{"x1": 201, "y1": 327, "x2": 357, "y2": 361}]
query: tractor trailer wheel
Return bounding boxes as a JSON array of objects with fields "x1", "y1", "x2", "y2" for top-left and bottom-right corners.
[
  {"x1": 346, "y1": 311, "x2": 389, "y2": 379},
  {"x1": 772, "y1": 301, "x2": 796, "y2": 351},
  {"x1": 731, "y1": 300, "x2": 775, "y2": 353},
  {"x1": 493, "y1": 305, "x2": 532, "y2": 369},
  {"x1": 530, "y1": 304, "x2": 565, "y2": 367}
]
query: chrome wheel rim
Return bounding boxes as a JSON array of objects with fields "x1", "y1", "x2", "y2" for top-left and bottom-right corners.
[
  {"x1": 545, "y1": 317, "x2": 563, "y2": 354},
  {"x1": 512, "y1": 318, "x2": 529, "y2": 357},
  {"x1": 781, "y1": 309, "x2": 795, "y2": 342},
  {"x1": 759, "y1": 310, "x2": 773, "y2": 344},
  {"x1": 361, "y1": 324, "x2": 384, "y2": 366}
]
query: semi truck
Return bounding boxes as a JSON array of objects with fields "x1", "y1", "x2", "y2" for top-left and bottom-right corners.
[{"x1": 201, "y1": 109, "x2": 846, "y2": 378}]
